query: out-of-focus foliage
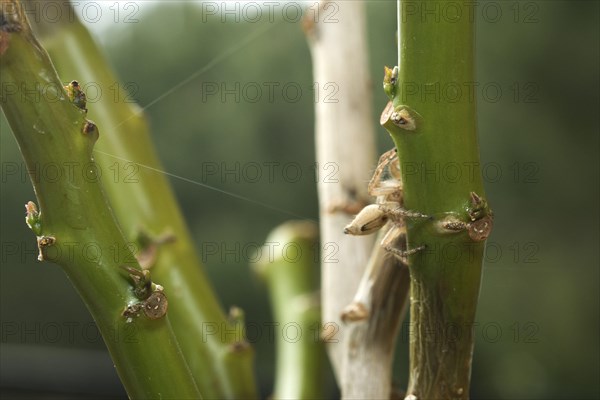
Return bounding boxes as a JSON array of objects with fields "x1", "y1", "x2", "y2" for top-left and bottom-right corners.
[{"x1": 1, "y1": 1, "x2": 598, "y2": 398}]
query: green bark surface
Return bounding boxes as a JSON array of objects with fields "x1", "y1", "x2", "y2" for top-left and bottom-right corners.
[
  {"x1": 0, "y1": 3, "x2": 201, "y2": 398},
  {"x1": 380, "y1": 2, "x2": 494, "y2": 398},
  {"x1": 254, "y1": 221, "x2": 324, "y2": 400},
  {"x1": 23, "y1": 3, "x2": 258, "y2": 397}
]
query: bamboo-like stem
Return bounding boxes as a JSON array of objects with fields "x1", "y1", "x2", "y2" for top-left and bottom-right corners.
[
  {"x1": 254, "y1": 221, "x2": 325, "y2": 400},
  {"x1": 381, "y1": 1, "x2": 493, "y2": 398},
  {"x1": 22, "y1": 2, "x2": 257, "y2": 398},
  {"x1": 340, "y1": 227, "x2": 411, "y2": 399},
  {"x1": 304, "y1": 1, "x2": 379, "y2": 395},
  {"x1": 306, "y1": 2, "x2": 412, "y2": 397},
  {"x1": 0, "y1": 2, "x2": 201, "y2": 398}
]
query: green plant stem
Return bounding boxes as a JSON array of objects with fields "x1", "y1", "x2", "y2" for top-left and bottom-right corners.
[
  {"x1": 380, "y1": 1, "x2": 493, "y2": 398},
  {"x1": 254, "y1": 221, "x2": 324, "y2": 400},
  {"x1": 0, "y1": 3, "x2": 200, "y2": 398},
  {"x1": 23, "y1": 3, "x2": 258, "y2": 398}
]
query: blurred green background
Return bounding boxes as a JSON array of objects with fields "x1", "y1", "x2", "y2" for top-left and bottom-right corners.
[{"x1": 1, "y1": 1, "x2": 598, "y2": 399}]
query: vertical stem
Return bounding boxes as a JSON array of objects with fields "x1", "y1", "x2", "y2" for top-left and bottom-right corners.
[
  {"x1": 254, "y1": 221, "x2": 325, "y2": 400},
  {"x1": 22, "y1": 2, "x2": 257, "y2": 398},
  {"x1": 304, "y1": 1, "x2": 377, "y2": 393},
  {"x1": 0, "y1": 2, "x2": 201, "y2": 398},
  {"x1": 340, "y1": 227, "x2": 411, "y2": 399},
  {"x1": 382, "y1": 1, "x2": 493, "y2": 398}
]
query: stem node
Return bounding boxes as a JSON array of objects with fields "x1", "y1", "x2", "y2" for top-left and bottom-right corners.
[
  {"x1": 381, "y1": 101, "x2": 420, "y2": 134},
  {"x1": 36, "y1": 235, "x2": 55, "y2": 261}
]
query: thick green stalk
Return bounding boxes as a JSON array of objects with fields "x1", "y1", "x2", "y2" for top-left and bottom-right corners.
[
  {"x1": 379, "y1": 1, "x2": 493, "y2": 398},
  {"x1": 0, "y1": 3, "x2": 200, "y2": 398},
  {"x1": 254, "y1": 221, "x2": 324, "y2": 399},
  {"x1": 23, "y1": 2, "x2": 257, "y2": 398}
]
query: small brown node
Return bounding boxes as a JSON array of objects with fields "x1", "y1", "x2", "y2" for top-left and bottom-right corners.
[
  {"x1": 82, "y1": 121, "x2": 99, "y2": 145},
  {"x1": 123, "y1": 303, "x2": 142, "y2": 320},
  {"x1": 38, "y1": 236, "x2": 55, "y2": 247},
  {"x1": 83, "y1": 121, "x2": 96, "y2": 134},
  {"x1": 468, "y1": 215, "x2": 493, "y2": 242},
  {"x1": 391, "y1": 109, "x2": 416, "y2": 131},
  {"x1": 380, "y1": 103, "x2": 418, "y2": 131},
  {"x1": 341, "y1": 302, "x2": 369, "y2": 323},
  {"x1": 36, "y1": 236, "x2": 56, "y2": 261},
  {"x1": 142, "y1": 291, "x2": 168, "y2": 320}
]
